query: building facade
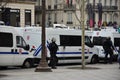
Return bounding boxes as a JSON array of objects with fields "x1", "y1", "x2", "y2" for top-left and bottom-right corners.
[
  {"x1": 0, "y1": 0, "x2": 35, "y2": 27},
  {"x1": 0, "y1": 0, "x2": 120, "y2": 28},
  {"x1": 35, "y1": 0, "x2": 120, "y2": 28}
]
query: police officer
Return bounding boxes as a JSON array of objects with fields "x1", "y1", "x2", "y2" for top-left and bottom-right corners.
[
  {"x1": 48, "y1": 38, "x2": 58, "y2": 69},
  {"x1": 103, "y1": 37, "x2": 114, "y2": 64}
]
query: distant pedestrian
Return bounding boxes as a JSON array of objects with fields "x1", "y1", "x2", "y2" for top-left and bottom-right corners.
[
  {"x1": 48, "y1": 37, "x2": 58, "y2": 69},
  {"x1": 103, "y1": 37, "x2": 115, "y2": 64}
]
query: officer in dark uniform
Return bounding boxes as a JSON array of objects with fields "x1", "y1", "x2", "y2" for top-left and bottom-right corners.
[
  {"x1": 103, "y1": 37, "x2": 114, "y2": 64},
  {"x1": 48, "y1": 38, "x2": 58, "y2": 69}
]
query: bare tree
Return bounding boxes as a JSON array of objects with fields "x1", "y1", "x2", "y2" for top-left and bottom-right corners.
[
  {"x1": 75, "y1": 0, "x2": 87, "y2": 69},
  {"x1": 0, "y1": 0, "x2": 10, "y2": 19},
  {"x1": 74, "y1": 0, "x2": 87, "y2": 27},
  {"x1": 0, "y1": 0, "x2": 9, "y2": 8}
]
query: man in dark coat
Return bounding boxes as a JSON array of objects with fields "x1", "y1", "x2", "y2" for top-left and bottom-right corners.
[
  {"x1": 103, "y1": 37, "x2": 114, "y2": 64},
  {"x1": 48, "y1": 38, "x2": 58, "y2": 69}
]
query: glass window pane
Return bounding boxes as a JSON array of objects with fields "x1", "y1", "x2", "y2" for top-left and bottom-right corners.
[{"x1": 0, "y1": 32, "x2": 13, "y2": 47}]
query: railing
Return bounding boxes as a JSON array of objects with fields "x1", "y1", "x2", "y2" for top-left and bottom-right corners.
[
  {"x1": 35, "y1": 6, "x2": 42, "y2": 12},
  {"x1": 94, "y1": 5, "x2": 118, "y2": 11},
  {"x1": 17, "y1": 0, "x2": 37, "y2": 2},
  {"x1": 1, "y1": 0, "x2": 37, "y2": 3},
  {"x1": 64, "y1": 4, "x2": 76, "y2": 11}
]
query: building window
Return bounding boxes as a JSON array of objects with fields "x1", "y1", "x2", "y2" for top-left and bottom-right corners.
[
  {"x1": 110, "y1": 0, "x2": 112, "y2": 6},
  {"x1": 99, "y1": 0, "x2": 101, "y2": 3},
  {"x1": 67, "y1": 12, "x2": 72, "y2": 24},
  {"x1": 104, "y1": 13, "x2": 107, "y2": 21},
  {"x1": 55, "y1": 0, "x2": 57, "y2": 4},
  {"x1": 87, "y1": 0, "x2": 89, "y2": 3},
  {"x1": 0, "y1": 8, "x2": 11, "y2": 26},
  {"x1": 48, "y1": 5, "x2": 51, "y2": 9},
  {"x1": 0, "y1": 8, "x2": 20, "y2": 27},
  {"x1": 110, "y1": 13, "x2": 112, "y2": 22},
  {"x1": 10, "y1": 9, "x2": 20, "y2": 27},
  {"x1": 113, "y1": 13, "x2": 118, "y2": 22},
  {"x1": 104, "y1": 0, "x2": 106, "y2": 6},
  {"x1": 48, "y1": 13, "x2": 52, "y2": 26},
  {"x1": 115, "y1": 0, "x2": 118, "y2": 6},
  {"x1": 54, "y1": 13, "x2": 57, "y2": 23},
  {"x1": 25, "y1": 9, "x2": 31, "y2": 26}
]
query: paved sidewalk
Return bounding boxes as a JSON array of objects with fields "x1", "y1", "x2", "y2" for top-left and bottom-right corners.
[{"x1": 0, "y1": 63, "x2": 120, "y2": 80}]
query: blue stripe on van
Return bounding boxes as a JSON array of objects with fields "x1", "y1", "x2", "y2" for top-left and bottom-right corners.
[
  {"x1": 33, "y1": 45, "x2": 42, "y2": 56},
  {"x1": 33, "y1": 41, "x2": 50, "y2": 56},
  {"x1": 33, "y1": 41, "x2": 93, "y2": 56},
  {"x1": 0, "y1": 52, "x2": 29, "y2": 54}
]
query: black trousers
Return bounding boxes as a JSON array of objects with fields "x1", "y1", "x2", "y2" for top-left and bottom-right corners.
[
  {"x1": 49, "y1": 56, "x2": 58, "y2": 67},
  {"x1": 105, "y1": 50, "x2": 113, "y2": 63}
]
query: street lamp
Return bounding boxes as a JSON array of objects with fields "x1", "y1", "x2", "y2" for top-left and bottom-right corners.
[{"x1": 35, "y1": 0, "x2": 52, "y2": 72}]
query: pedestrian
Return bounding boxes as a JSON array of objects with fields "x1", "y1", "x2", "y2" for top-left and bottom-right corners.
[
  {"x1": 103, "y1": 37, "x2": 115, "y2": 64},
  {"x1": 48, "y1": 37, "x2": 58, "y2": 69}
]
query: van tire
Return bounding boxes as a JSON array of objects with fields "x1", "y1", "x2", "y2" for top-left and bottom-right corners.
[
  {"x1": 91, "y1": 55, "x2": 98, "y2": 64},
  {"x1": 23, "y1": 59, "x2": 33, "y2": 68}
]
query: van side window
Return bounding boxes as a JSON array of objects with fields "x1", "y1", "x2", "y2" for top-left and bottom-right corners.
[
  {"x1": 114, "y1": 38, "x2": 120, "y2": 46},
  {"x1": 0, "y1": 32, "x2": 13, "y2": 47},
  {"x1": 93, "y1": 37, "x2": 106, "y2": 46},
  {"x1": 60, "y1": 35, "x2": 81, "y2": 46},
  {"x1": 60, "y1": 35, "x2": 93, "y2": 47},
  {"x1": 16, "y1": 36, "x2": 26, "y2": 47}
]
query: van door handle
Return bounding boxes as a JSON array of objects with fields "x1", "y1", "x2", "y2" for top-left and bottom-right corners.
[
  {"x1": 79, "y1": 49, "x2": 81, "y2": 50},
  {"x1": 15, "y1": 49, "x2": 17, "y2": 52},
  {"x1": 11, "y1": 49, "x2": 14, "y2": 52}
]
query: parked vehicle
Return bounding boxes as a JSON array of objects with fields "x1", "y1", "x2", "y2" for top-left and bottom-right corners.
[
  {"x1": 0, "y1": 25, "x2": 100, "y2": 68},
  {"x1": 21, "y1": 27, "x2": 99, "y2": 64},
  {"x1": 0, "y1": 26, "x2": 37, "y2": 68},
  {"x1": 91, "y1": 27, "x2": 119, "y2": 62}
]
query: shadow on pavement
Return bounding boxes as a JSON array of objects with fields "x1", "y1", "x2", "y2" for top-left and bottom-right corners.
[
  {"x1": 67, "y1": 66, "x2": 100, "y2": 70},
  {"x1": 0, "y1": 74, "x2": 8, "y2": 78}
]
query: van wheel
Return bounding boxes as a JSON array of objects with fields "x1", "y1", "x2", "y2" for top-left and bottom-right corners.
[
  {"x1": 91, "y1": 55, "x2": 98, "y2": 64},
  {"x1": 23, "y1": 59, "x2": 33, "y2": 68}
]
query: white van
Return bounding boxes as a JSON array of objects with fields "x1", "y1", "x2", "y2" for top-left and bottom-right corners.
[
  {"x1": 21, "y1": 27, "x2": 99, "y2": 64},
  {"x1": 0, "y1": 26, "x2": 37, "y2": 68},
  {"x1": 91, "y1": 27, "x2": 119, "y2": 61}
]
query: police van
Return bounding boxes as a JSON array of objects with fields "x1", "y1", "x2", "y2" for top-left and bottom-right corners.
[
  {"x1": 0, "y1": 26, "x2": 99, "y2": 68},
  {"x1": 21, "y1": 27, "x2": 99, "y2": 64},
  {"x1": 0, "y1": 26, "x2": 37, "y2": 68},
  {"x1": 91, "y1": 27, "x2": 119, "y2": 61}
]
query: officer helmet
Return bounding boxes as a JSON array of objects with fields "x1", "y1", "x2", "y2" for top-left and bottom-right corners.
[{"x1": 51, "y1": 37, "x2": 56, "y2": 42}]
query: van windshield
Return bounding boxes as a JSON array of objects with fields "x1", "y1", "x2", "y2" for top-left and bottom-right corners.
[{"x1": 93, "y1": 37, "x2": 106, "y2": 46}]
